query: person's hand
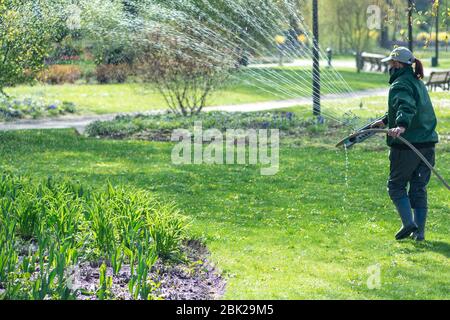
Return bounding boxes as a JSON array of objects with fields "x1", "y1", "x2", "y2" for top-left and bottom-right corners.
[
  {"x1": 388, "y1": 126, "x2": 406, "y2": 138},
  {"x1": 371, "y1": 120, "x2": 386, "y2": 128}
]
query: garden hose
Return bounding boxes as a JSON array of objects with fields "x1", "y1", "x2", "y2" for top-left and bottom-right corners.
[{"x1": 345, "y1": 128, "x2": 450, "y2": 191}]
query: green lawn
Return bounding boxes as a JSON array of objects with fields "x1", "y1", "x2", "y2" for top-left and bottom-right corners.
[
  {"x1": 0, "y1": 106, "x2": 448, "y2": 299},
  {"x1": 286, "y1": 92, "x2": 450, "y2": 133},
  {"x1": 4, "y1": 68, "x2": 388, "y2": 115},
  {"x1": 335, "y1": 51, "x2": 450, "y2": 69},
  {"x1": 423, "y1": 59, "x2": 450, "y2": 70}
]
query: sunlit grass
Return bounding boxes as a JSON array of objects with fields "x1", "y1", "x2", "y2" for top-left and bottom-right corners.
[{"x1": 0, "y1": 126, "x2": 448, "y2": 299}]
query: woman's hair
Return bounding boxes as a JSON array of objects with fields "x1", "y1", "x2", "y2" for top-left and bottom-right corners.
[
  {"x1": 413, "y1": 58, "x2": 424, "y2": 80},
  {"x1": 400, "y1": 58, "x2": 424, "y2": 80}
]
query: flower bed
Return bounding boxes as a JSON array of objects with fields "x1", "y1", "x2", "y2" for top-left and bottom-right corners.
[
  {"x1": 0, "y1": 96, "x2": 76, "y2": 121},
  {"x1": 0, "y1": 174, "x2": 224, "y2": 300},
  {"x1": 86, "y1": 111, "x2": 320, "y2": 140}
]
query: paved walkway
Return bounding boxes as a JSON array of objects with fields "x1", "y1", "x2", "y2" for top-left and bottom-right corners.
[
  {"x1": 250, "y1": 58, "x2": 438, "y2": 77},
  {"x1": 0, "y1": 87, "x2": 390, "y2": 133},
  {"x1": 208, "y1": 87, "x2": 388, "y2": 112}
]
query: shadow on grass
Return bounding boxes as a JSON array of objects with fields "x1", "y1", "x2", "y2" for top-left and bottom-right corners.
[
  {"x1": 423, "y1": 240, "x2": 450, "y2": 258},
  {"x1": 400, "y1": 240, "x2": 450, "y2": 258}
]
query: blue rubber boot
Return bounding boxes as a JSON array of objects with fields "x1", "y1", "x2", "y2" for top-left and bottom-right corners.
[
  {"x1": 393, "y1": 197, "x2": 418, "y2": 240},
  {"x1": 412, "y1": 208, "x2": 427, "y2": 241}
]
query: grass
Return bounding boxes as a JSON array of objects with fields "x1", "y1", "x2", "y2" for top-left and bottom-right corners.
[
  {"x1": 416, "y1": 49, "x2": 450, "y2": 70},
  {"x1": 0, "y1": 93, "x2": 448, "y2": 298},
  {"x1": 422, "y1": 59, "x2": 450, "y2": 70},
  {"x1": 4, "y1": 68, "x2": 388, "y2": 115}
]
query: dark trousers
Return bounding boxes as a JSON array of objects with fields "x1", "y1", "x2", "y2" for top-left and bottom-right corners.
[{"x1": 388, "y1": 147, "x2": 435, "y2": 209}]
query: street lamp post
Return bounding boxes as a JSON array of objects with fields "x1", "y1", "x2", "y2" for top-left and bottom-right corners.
[
  {"x1": 435, "y1": 0, "x2": 440, "y2": 66},
  {"x1": 431, "y1": 0, "x2": 440, "y2": 67},
  {"x1": 408, "y1": 0, "x2": 414, "y2": 52},
  {"x1": 312, "y1": 0, "x2": 321, "y2": 117}
]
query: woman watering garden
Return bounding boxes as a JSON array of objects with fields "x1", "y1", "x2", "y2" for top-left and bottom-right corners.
[{"x1": 372, "y1": 47, "x2": 439, "y2": 241}]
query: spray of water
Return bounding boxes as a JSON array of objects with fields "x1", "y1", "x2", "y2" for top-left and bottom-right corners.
[
  {"x1": 3, "y1": 1, "x2": 378, "y2": 129},
  {"x1": 343, "y1": 144, "x2": 350, "y2": 207},
  {"x1": 68, "y1": 0, "x2": 374, "y2": 129}
]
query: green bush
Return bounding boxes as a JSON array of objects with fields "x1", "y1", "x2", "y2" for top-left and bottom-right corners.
[
  {"x1": 0, "y1": 1, "x2": 64, "y2": 95},
  {"x1": 0, "y1": 96, "x2": 76, "y2": 121}
]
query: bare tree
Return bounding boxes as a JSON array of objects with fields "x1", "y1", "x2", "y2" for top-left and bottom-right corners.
[{"x1": 135, "y1": 31, "x2": 234, "y2": 116}]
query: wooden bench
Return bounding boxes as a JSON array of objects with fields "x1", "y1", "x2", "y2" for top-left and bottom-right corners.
[
  {"x1": 426, "y1": 71, "x2": 450, "y2": 91},
  {"x1": 356, "y1": 52, "x2": 388, "y2": 73}
]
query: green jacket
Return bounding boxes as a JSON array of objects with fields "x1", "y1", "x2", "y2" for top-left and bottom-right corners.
[{"x1": 385, "y1": 66, "x2": 439, "y2": 147}]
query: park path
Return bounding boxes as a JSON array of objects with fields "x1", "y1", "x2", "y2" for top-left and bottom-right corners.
[
  {"x1": 251, "y1": 58, "x2": 437, "y2": 77},
  {"x1": 0, "y1": 87, "x2": 390, "y2": 133}
]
